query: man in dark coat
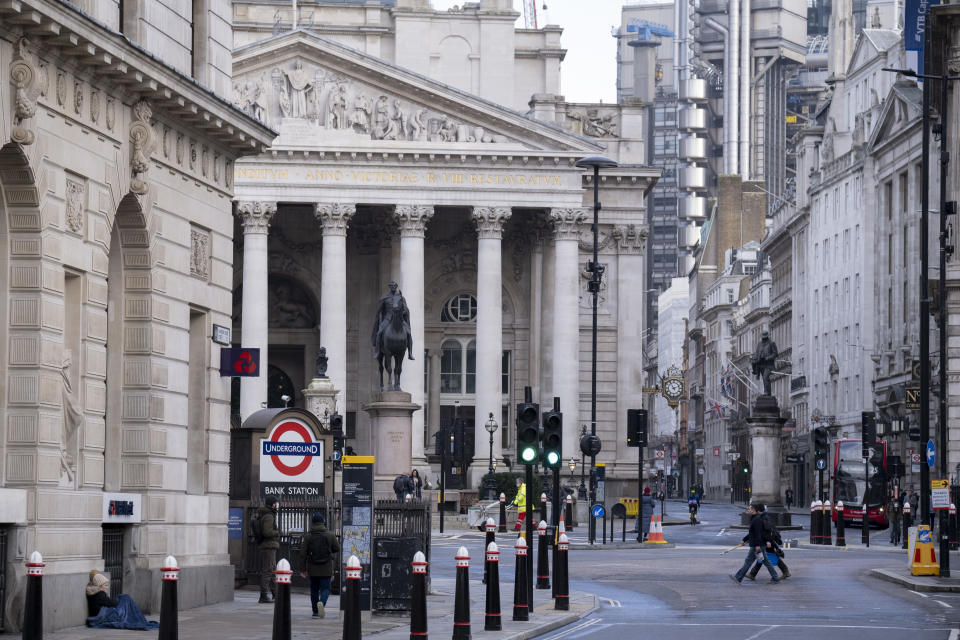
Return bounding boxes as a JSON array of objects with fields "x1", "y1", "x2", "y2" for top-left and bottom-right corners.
[
  {"x1": 731, "y1": 503, "x2": 780, "y2": 583},
  {"x1": 258, "y1": 496, "x2": 280, "y2": 603},
  {"x1": 299, "y1": 512, "x2": 341, "y2": 617},
  {"x1": 745, "y1": 505, "x2": 791, "y2": 580}
]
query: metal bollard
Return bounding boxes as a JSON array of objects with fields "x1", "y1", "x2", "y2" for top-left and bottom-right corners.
[
  {"x1": 536, "y1": 520, "x2": 550, "y2": 589},
  {"x1": 810, "y1": 500, "x2": 821, "y2": 544},
  {"x1": 410, "y1": 551, "x2": 428, "y2": 640},
  {"x1": 343, "y1": 555, "x2": 363, "y2": 640},
  {"x1": 453, "y1": 546, "x2": 471, "y2": 640},
  {"x1": 902, "y1": 501, "x2": 911, "y2": 550},
  {"x1": 565, "y1": 495, "x2": 574, "y2": 532},
  {"x1": 159, "y1": 555, "x2": 179, "y2": 640},
  {"x1": 22, "y1": 551, "x2": 44, "y2": 640},
  {"x1": 483, "y1": 518, "x2": 495, "y2": 584},
  {"x1": 499, "y1": 493, "x2": 507, "y2": 533},
  {"x1": 484, "y1": 542, "x2": 501, "y2": 632},
  {"x1": 950, "y1": 504, "x2": 958, "y2": 551},
  {"x1": 540, "y1": 492, "x2": 548, "y2": 524},
  {"x1": 554, "y1": 533, "x2": 569, "y2": 611},
  {"x1": 512, "y1": 537, "x2": 529, "y2": 622},
  {"x1": 822, "y1": 500, "x2": 832, "y2": 545},
  {"x1": 272, "y1": 558, "x2": 293, "y2": 640},
  {"x1": 835, "y1": 501, "x2": 845, "y2": 547}
]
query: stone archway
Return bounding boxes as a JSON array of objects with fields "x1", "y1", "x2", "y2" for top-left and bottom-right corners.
[{"x1": 104, "y1": 193, "x2": 156, "y2": 492}]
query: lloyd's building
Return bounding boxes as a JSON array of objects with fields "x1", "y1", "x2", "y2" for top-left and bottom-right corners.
[{"x1": 230, "y1": 0, "x2": 659, "y2": 498}]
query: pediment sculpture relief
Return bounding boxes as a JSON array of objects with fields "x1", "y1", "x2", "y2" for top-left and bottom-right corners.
[
  {"x1": 234, "y1": 58, "x2": 512, "y2": 144},
  {"x1": 567, "y1": 108, "x2": 618, "y2": 138}
]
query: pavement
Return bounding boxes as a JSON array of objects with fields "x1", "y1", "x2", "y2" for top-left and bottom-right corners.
[{"x1": 45, "y1": 578, "x2": 595, "y2": 640}]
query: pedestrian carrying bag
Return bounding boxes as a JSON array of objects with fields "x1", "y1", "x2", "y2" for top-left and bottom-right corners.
[{"x1": 307, "y1": 533, "x2": 331, "y2": 565}]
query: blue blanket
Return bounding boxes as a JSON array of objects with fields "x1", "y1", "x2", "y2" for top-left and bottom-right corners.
[{"x1": 86, "y1": 594, "x2": 159, "y2": 630}]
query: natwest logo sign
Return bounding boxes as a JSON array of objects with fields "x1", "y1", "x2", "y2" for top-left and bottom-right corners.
[
  {"x1": 259, "y1": 417, "x2": 325, "y2": 499},
  {"x1": 219, "y1": 347, "x2": 260, "y2": 377}
]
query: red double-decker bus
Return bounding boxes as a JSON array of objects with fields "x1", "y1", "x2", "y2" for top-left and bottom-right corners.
[{"x1": 832, "y1": 438, "x2": 889, "y2": 527}]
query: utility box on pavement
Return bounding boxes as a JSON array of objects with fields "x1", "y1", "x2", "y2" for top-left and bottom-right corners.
[{"x1": 372, "y1": 536, "x2": 418, "y2": 612}]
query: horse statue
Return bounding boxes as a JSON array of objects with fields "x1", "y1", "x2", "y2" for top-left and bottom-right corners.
[{"x1": 376, "y1": 299, "x2": 409, "y2": 391}]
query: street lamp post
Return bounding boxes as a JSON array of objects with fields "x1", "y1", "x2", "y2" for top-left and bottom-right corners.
[
  {"x1": 882, "y1": 62, "x2": 959, "y2": 577},
  {"x1": 484, "y1": 413, "x2": 499, "y2": 500},
  {"x1": 568, "y1": 458, "x2": 577, "y2": 489},
  {"x1": 575, "y1": 154, "x2": 618, "y2": 545},
  {"x1": 578, "y1": 425, "x2": 587, "y2": 500}
]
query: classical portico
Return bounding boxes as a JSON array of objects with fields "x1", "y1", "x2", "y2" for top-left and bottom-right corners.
[{"x1": 231, "y1": 29, "x2": 658, "y2": 492}]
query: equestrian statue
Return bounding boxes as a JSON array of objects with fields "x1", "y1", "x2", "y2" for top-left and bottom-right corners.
[{"x1": 371, "y1": 281, "x2": 414, "y2": 392}]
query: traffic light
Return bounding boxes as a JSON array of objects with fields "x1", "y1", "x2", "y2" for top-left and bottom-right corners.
[
  {"x1": 742, "y1": 460, "x2": 750, "y2": 474},
  {"x1": 330, "y1": 412, "x2": 344, "y2": 466},
  {"x1": 909, "y1": 425, "x2": 921, "y2": 441},
  {"x1": 813, "y1": 427, "x2": 829, "y2": 460},
  {"x1": 541, "y1": 399, "x2": 562, "y2": 467},
  {"x1": 627, "y1": 409, "x2": 648, "y2": 447},
  {"x1": 516, "y1": 400, "x2": 540, "y2": 465},
  {"x1": 861, "y1": 411, "x2": 876, "y2": 458}
]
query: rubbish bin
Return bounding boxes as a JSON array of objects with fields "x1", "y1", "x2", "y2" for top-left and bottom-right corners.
[{"x1": 372, "y1": 536, "x2": 418, "y2": 612}]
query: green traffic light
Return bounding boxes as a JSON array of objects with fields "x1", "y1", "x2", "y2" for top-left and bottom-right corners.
[
  {"x1": 520, "y1": 446, "x2": 538, "y2": 463},
  {"x1": 545, "y1": 450, "x2": 560, "y2": 466}
]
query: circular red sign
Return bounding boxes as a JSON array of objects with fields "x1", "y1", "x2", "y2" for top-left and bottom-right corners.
[{"x1": 269, "y1": 421, "x2": 315, "y2": 476}]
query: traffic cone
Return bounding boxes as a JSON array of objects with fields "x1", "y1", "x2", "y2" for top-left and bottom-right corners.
[{"x1": 645, "y1": 515, "x2": 667, "y2": 543}]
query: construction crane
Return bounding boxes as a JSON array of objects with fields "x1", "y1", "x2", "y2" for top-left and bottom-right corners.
[{"x1": 626, "y1": 18, "x2": 675, "y2": 41}]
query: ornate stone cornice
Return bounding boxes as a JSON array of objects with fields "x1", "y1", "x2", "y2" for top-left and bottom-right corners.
[
  {"x1": 549, "y1": 208, "x2": 587, "y2": 241},
  {"x1": 612, "y1": 224, "x2": 648, "y2": 256},
  {"x1": 471, "y1": 206, "x2": 512, "y2": 240},
  {"x1": 236, "y1": 201, "x2": 277, "y2": 232},
  {"x1": 394, "y1": 205, "x2": 434, "y2": 237},
  {"x1": 314, "y1": 203, "x2": 356, "y2": 236}
]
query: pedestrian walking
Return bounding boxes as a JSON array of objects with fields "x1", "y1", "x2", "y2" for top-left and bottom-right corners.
[
  {"x1": 785, "y1": 488, "x2": 794, "y2": 510},
  {"x1": 409, "y1": 469, "x2": 423, "y2": 500},
  {"x1": 298, "y1": 512, "x2": 340, "y2": 618},
  {"x1": 511, "y1": 477, "x2": 527, "y2": 531},
  {"x1": 745, "y1": 504, "x2": 790, "y2": 580},
  {"x1": 730, "y1": 503, "x2": 780, "y2": 583},
  {"x1": 256, "y1": 496, "x2": 280, "y2": 603},
  {"x1": 635, "y1": 487, "x2": 655, "y2": 542}
]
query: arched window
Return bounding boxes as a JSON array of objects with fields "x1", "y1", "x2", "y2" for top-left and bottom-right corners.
[{"x1": 441, "y1": 294, "x2": 477, "y2": 323}]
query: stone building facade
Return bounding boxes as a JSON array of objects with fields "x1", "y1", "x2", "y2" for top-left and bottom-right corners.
[
  {"x1": 229, "y1": 4, "x2": 659, "y2": 495},
  {"x1": 0, "y1": 0, "x2": 273, "y2": 631}
]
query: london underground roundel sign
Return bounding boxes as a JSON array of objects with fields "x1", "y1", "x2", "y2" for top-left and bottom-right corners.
[{"x1": 259, "y1": 418, "x2": 325, "y2": 495}]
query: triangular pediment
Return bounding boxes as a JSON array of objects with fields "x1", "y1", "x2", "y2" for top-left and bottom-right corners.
[
  {"x1": 232, "y1": 30, "x2": 602, "y2": 154},
  {"x1": 867, "y1": 82, "x2": 922, "y2": 151},
  {"x1": 847, "y1": 29, "x2": 899, "y2": 77}
]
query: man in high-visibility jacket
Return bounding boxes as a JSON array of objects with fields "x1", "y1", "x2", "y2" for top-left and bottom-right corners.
[{"x1": 511, "y1": 477, "x2": 527, "y2": 531}]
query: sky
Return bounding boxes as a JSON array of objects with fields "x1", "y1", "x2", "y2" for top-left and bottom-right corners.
[{"x1": 428, "y1": 0, "x2": 633, "y2": 103}]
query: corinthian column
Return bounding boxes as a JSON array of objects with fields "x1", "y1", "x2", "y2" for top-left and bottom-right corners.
[
  {"x1": 472, "y1": 206, "x2": 512, "y2": 480},
  {"x1": 236, "y1": 201, "x2": 277, "y2": 422},
  {"x1": 394, "y1": 205, "x2": 434, "y2": 464},
  {"x1": 315, "y1": 203, "x2": 356, "y2": 414},
  {"x1": 550, "y1": 208, "x2": 586, "y2": 451}
]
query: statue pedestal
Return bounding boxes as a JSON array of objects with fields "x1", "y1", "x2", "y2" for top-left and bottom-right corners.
[
  {"x1": 364, "y1": 391, "x2": 420, "y2": 498},
  {"x1": 739, "y1": 395, "x2": 792, "y2": 527},
  {"x1": 302, "y1": 377, "x2": 339, "y2": 420}
]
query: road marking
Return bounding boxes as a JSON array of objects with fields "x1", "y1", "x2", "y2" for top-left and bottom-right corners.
[
  {"x1": 744, "y1": 626, "x2": 778, "y2": 640},
  {"x1": 541, "y1": 618, "x2": 601, "y2": 640},
  {"x1": 935, "y1": 600, "x2": 953, "y2": 609},
  {"x1": 910, "y1": 590, "x2": 931, "y2": 598},
  {"x1": 716, "y1": 528, "x2": 726, "y2": 536},
  {"x1": 601, "y1": 598, "x2": 621, "y2": 608},
  {"x1": 948, "y1": 629, "x2": 958, "y2": 640}
]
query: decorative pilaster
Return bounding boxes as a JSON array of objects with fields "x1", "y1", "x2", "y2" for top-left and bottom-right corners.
[
  {"x1": 472, "y1": 207, "x2": 512, "y2": 480},
  {"x1": 236, "y1": 201, "x2": 277, "y2": 422},
  {"x1": 394, "y1": 205, "x2": 434, "y2": 465},
  {"x1": 10, "y1": 36, "x2": 39, "y2": 145},
  {"x1": 550, "y1": 208, "x2": 587, "y2": 449},
  {"x1": 614, "y1": 223, "x2": 648, "y2": 462},
  {"x1": 316, "y1": 203, "x2": 356, "y2": 413}
]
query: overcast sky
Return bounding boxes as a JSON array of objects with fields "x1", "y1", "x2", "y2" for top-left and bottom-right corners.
[{"x1": 428, "y1": 0, "x2": 631, "y2": 103}]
